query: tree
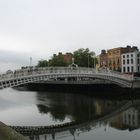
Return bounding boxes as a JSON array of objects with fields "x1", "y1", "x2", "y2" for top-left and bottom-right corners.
[
  {"x1": 37, "y1": 48, "x2": 96, "y2": 68},
  {"x1": 37, "y1": 60, "x2": 48, "y2": 67},
  {"x1": 73, "y1": 48, "x2": 96, "y2": 67},
  {"x1": 49, "y1": 54, "x2": 67, "y2": 66}
]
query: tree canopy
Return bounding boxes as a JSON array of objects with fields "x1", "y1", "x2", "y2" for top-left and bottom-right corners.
[
  {"x1": 37, "y1": 48, "x2": 96, "y2": 67},
  {"x1": 37, "y1": 60, "x2": 48, "y2": 67},
  {"x1": 49, "y1": 54, "x2": 67, "y2": 66},
  {"x1": 73, "y1": 48, "x2": 96, "y2": 67}
]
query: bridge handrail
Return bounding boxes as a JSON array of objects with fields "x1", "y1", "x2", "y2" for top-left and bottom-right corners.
[
  {"x1": 0, "y1": 67, "x2": 94, "y2": 79},
  {"x1": 97, "y1": 69, "x2": 133, "y2": 81},
  {"x1": 0, "y1": 67, "x2": 133, "y2": 82}
]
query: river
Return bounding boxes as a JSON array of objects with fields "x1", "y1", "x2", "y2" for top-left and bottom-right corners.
[{"x1": 0, "y1": 88, "x2": 140, "y2": 140}]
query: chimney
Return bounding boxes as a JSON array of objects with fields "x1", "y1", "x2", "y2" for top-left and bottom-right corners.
[{"x1": 101, "y1": 50, "x2": 106, "y2": 54}]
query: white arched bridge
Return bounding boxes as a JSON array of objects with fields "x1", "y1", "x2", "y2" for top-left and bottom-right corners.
[{"x1": 0, "y1": 67, "x2": 135, "y2": 89}]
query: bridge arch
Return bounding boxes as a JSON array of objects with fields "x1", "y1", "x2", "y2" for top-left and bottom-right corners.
[
  {"x1": 0, "y1": 67, "x2": 133, "y2": 89},
  {"x1": 54, "y1": 74, "x2": 132, "y2": 87}
]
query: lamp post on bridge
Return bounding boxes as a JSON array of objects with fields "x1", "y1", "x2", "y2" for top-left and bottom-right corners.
[
  {"x1": 30, "y1": 57, "x2": 32, "y2": 67},
  {"x1": 88, "y1": 53, "x2": 96, "y2": 69},
  {"x1": 88, "y1": 54, "x2": 90, "y2": 68},
  {"x1": 93, "y1": 56, "x2": 96, "y2": 69}
]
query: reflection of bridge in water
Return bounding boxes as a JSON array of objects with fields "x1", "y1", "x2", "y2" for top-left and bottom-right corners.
[
  {"x1": 0, "y1": 67, "x2": 137, "y2": 89},
  {"x1": 10, "y1": 100, "x2": 140, "y2": 140}
]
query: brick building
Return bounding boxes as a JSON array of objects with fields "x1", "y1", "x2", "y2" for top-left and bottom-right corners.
[
  {"x1": 107, "y1": 46, "x2": 138, "y2": 71},
  {"x1": 63, "y1": 53, "x2": 73, "y2": 64},
  {"x1": 53, "y1": 52, "x2": 73, "y2": 64},
  {"x1": 99, "y1": 50, "x2": 108, "y2": 68}
]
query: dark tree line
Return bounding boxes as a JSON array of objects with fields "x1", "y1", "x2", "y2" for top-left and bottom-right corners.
[{"x1": 37, "y1": 48, "x2": 97, "y2": 68}]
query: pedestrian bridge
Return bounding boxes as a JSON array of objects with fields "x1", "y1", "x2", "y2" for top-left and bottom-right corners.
[{"x1": 0, "y1": 67, "x2": 134, "y2": 89}]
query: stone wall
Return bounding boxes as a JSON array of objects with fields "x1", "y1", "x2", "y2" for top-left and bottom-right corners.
[{"x1": 0, "y1": 121, "x2": 29, "y2": 140}]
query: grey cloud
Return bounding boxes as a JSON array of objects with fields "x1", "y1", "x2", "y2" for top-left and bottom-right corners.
[
  {"x1": 0, "y1": 50, "x2": 39, "y2": 72},
  {"x1": 0, "y1": 0, "x2": 140, "y2": 70}
]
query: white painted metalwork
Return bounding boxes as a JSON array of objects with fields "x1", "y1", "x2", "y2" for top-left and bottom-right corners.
[{"x1": 0, "y1": 67, "x2": 134, "y2": 89}]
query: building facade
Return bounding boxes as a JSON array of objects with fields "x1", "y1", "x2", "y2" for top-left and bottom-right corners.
[
  {"x1": 99, "y1": 50, "x2": 108, "y2": 68},
  {"x1": 107, "y1": 46, "x2": 138, "y2": 71},
  {"x1": 121, "y1": 51, "x2": 140, "y2": 73},
  {"x1": 123, "y1": 107, "x2": 140, "y2": 128},
  {"x1": 63, "y1": 53, "x2": 73, "y2": 64},
  {"x1": 52, "y1": 52, "x2": 73, "y2": 65}
]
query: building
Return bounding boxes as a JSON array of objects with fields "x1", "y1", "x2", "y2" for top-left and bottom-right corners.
[
  {"x1": 110, "y1": 107, "x2": 140, "y2": 131},
  {"x1": 96, "y1": 55, "x2": 100, "y2": 70},
  {"x1": 52, "y1": 52, "x2": 73, "y2": 65},
  {"x1": 63, "y1": 53, "x2": 73, "y2": 64},
  {"x1": 123, "y1": 107, "x2": 140, "y2": 129},
  {"x1": 107, "y1": 46, "x2": 138, "y2": 71},
  {"x1": 99, "y1": 50, "x2": 108, "y2": 68},
  {"x1": 121, "y1": 51, "x2": 140, "y2": 73}
]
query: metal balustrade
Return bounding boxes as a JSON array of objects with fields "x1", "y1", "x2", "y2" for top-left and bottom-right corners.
[{"x1": 0, "y1": 67, "x2": 134, "y2": 89}]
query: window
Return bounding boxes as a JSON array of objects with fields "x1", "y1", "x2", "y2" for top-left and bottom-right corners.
[
  {"x1": 137, "y1": 59, "x2": 140, "y2": 64},
  {"x1": 113, "y1": 60, "x2": 115, "y2": 65},
  {"x1": 127, "y1": 55, "x2": 129, "y2": 58},
  {"x1": 123, "y1": 55, "x2": 125, "y2": 58},
  {"x1": 128, "y1": 114, "x2": 131, "y2": 120},
  {"x1": 132, "y1": 115, "x2": 135, "y2": 125},
  {"x1": 131, "y1": 54, "x2": 133, "y2": 57},
  {"x1": 117, "y1": 59, "x2": 119, "y2": 64},
  {"x1": 131, "y1": 66, "x2": 134, "y2": 72},
  {"x1": 109, "y1": 61, "x2": 111, "y2": 66},
  {"x1": 138, "y1": 66, "x2": 140, "y2": 72},
  {"x1": 123, "y1": 60, "x2": 125, "y2": 64},
  {"x1": 127, "y1": 67, "x2": 130, "y2": 72},
  {"x1": 131, "y1": 59, "x2": 133, "y2": 64},
  {"x1": 137, "y1": 54, "x2": 139, "y2": 57},
  {"x1": 127, "y1": 59, "x2": 129, "y2": 64},
  {"x1": 123, "y1": 67, "x2": 126, "y2": 72}
]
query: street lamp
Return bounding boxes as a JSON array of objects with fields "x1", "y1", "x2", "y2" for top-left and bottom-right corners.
[
  {"x1": 88, "y1": 54, "x2": 89, "y2": 68},
  {"x1": 93, "y1": 57, "x2": 95, "y2": 68},
  {"x1": 93, "y1": 55, "x2": 96, "y2": 69},
  {"x1": 30, "y1": 57, "x2": 32, "y2": 67}
]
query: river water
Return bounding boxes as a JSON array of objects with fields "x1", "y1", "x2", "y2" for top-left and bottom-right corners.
[{"x1": 0, "y1": 88, "x2": 140, "y2": 140}]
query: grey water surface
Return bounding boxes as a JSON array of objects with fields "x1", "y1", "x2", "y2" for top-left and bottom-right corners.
[{"x1": 0, "y1": 88, "x2": 140, "y2": 140}]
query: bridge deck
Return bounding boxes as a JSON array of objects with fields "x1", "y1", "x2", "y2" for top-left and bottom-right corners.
[{"x1": 0, "y1": 67, "x2": 135, "y2": 89}]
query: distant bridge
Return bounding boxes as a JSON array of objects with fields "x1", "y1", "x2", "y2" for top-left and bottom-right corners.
[{"x1": 0, "y1": 67, "x2": 135, "y2": 89}]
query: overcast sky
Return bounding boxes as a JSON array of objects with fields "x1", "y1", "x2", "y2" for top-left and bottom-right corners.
[{"x1": 0, "y1": 0, "x2": 140, "y2": 71}]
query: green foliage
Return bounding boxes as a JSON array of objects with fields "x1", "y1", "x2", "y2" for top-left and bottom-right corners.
[
  {"x1": 37, "y1": 48, "x2": 96, "y2": 67},
  {"x1": 49, "y1": 54, "x2": 67, "y2": 66},
  {"x1": 37, "y1": 60, "x2": 48, "y2": 67},
  {"x1": 73, "y1": 48, "x2": 96, "y2": 67}
]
